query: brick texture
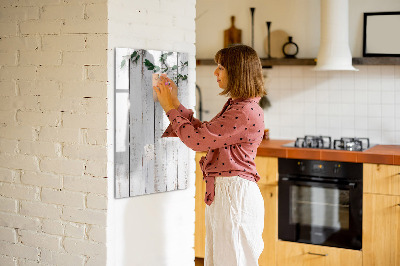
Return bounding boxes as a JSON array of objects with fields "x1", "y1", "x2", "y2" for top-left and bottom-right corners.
[{"x1": 0, "y1": 1, "x2": 108, "y2": 264}]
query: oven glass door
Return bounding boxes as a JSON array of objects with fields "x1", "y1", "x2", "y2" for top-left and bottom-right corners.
[{"x1": 278, "y1": 177, "x2": 362, "y2": 250}]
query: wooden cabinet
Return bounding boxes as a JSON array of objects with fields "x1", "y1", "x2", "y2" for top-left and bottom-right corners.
[
  {"x1": 276, "y1": 241, "x2": 362, "y2": 266},
  {"x1": 363, "y1": 163, "x2": 400, "y2": 266},
  {"x1": 195, "y1": 152, "x2": 207, "y2": 258},
  {"x1": 364, "y1": 163, "x2": 400, "y2": 196}
]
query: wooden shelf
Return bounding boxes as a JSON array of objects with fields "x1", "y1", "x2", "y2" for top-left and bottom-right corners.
[{"x1": 196, "y1": 57, "x2": 400, "y2": 67}]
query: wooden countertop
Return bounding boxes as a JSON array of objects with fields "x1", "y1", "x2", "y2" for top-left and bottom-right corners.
[{"x1": 256, "y1": 139, "x2": 400, "y2": 165}]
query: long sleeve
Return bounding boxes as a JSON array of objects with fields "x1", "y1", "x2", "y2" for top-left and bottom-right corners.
[
  {"x1": 164, "y1": 105, "x2": 249, "y2": 152},
  {"x1": 161, "y1": 103, "x2": 202, "y2": 138}
]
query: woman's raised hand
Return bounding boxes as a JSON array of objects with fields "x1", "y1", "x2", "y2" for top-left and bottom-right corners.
[
  {"x1": 153, "y1": 76, "x2": 175, "y2": 113},
  {"x1": 160, "y1": 75, "x2": 180, "y2": 108}
]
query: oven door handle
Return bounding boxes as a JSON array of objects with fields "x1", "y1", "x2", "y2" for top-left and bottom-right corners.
[{"x1": 280, "y1": 177, "x2": 357, "y2": 189}]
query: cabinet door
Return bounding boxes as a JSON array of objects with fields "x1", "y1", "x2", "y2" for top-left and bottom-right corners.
[
  {"x1": 195, "y1": 152, "x2": 207, "y2": 258},
  {"x1": 259, "y1": 185, "x2": 278, "y2": 266},
  {"x1": 277, "y1": 241, "x2": 362, "y2": 266},
  {"x1": 364, "y1": 164, "x2": 400, "y2": 196},
  {"x1": 255, "y1": 156, "x2": 278, "y2": 186},
  {"x1": 363, "y1": 193, "x2": 400, "y2": 266}
]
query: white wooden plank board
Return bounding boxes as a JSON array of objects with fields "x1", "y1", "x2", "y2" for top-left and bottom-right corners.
[
  {"x1": 176, "y1": 52, "x2": 190, "y2": 190},
  {"x1": 114, "y1": 48, "x2": 131, "y2": 198},
  {"x1": 129, "y1": 49, "x2": 145, "y2": 196}
]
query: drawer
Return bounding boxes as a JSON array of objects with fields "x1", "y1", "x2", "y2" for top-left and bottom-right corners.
[{"x1": 364, "y1": 164, "x2": 400, "y2": 196}]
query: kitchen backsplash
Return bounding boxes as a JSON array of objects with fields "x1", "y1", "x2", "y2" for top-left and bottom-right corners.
[{"x1": 196, "y1": 65, "x2": 400, "y2": 145}]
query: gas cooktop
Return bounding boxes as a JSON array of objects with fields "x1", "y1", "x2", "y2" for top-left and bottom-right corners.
[{"x1": 282, "y1": 135, "x2": 375, "y2": 151}]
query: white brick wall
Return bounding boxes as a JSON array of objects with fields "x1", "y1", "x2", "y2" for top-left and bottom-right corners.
[{"x1": 0, "y1": 0, "x2": 108, "y2": 265}]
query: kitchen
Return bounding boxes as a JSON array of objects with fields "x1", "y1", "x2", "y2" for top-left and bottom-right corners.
[{"x1": 195, "y1": 0, "x2": 400, "y2": 265}]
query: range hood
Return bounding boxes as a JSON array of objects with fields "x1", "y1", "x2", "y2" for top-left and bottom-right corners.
[{"x1": 314, "y1": 0, "x2": 358, "y2": 71}]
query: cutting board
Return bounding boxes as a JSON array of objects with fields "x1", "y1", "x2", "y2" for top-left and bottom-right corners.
[{"x1": 224, "y1": 16, "x2": 242, "y2": 48}]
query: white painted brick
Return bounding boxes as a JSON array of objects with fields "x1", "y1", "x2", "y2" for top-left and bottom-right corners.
[
  {"x1": 63, "y1": 50, "x2": 107, "y2": 66},
  {"x1": 64, "y1": 222, "x2": 85, "y2": 239},
  {"x1": 40, "y1": 157, "x2": 84, "y2": 176},
  {"x1": 16, "y1": 111, "x2": 61, "y2": 127},
  {"x1": 19, "y1": 230, "x2": 61, "y2": 251},
  {"x1": 21, "y1": 171, "x2": 62, "y2": 189},
  {"x1": 85, "y1": 34, "x2": 107, "y2": 51},
  {"x1": 41, "y1": 219, "x2": 64, "y2": 236},
  {"x1": 85, "y1": 65, "x2": 107, "y2": 81},
  {"x1": 0, "y1": 126, "x2": 34, "y2": 141},
  {"x1": 62, "y1": 113, "x2": 107, "y2": 129},
  {"x1": 17, "y1": 259, "x2": 41, "y2": 266},
  {"x1": 0, "y1": 66, "x2": 36, "y2": 81},
  {"x1": 18, "y1": 80, "x2": 61, "y2": 97},
  {"x1": 18, "y1": 140, "x2": 58, "y2": 157},
  {"x1": 37, "y1": 96, "x2": 105, "y2": 114},
  {"x1": 84, "y1": 129, "x2": 107, "y2": 145},
  {"x1": 0, "y1": 36, "x2": 41, "y2": 52},
  {"x1": 0, "y1": 212, "x2": 41, "y2": 231},
  {"x1": 0, "y1": 110, "x2": 16, "y2": 125},
  {"x1": 41, "y1": 4, "x2": 84, "y2": 20},
  {"x1": 37, "y1": 66, "x2": 84, "y2": 82},
  {"x1": 85, "y1": 3, "x2": 107, "y2": 20},
  {"x1": 62, "y1": 19, "x2": 107, "y2": 34},
  {"x1": 1, "y1": 0, "x2": 62, "y2": 6},
  {"x1": 0, "y1": 168, "x2": 15, "y2": 183},
  {"x1": 20, "y1": 21, "x2": 61, "y2": 35},
  {"x1": 19, "y1": 51, "x2": 62, "y2": 66},
  {"x1": 0, "y1": 154, "x2": 38, "y2": 172},
  {"x1": 86, "y1": 193, "x2": 107, "y2": 210},
  {"x1": 63, "y1": 237, "x2": 106, "y2": 256},
  {"x1": 0, "y1": 241, "x2": 39, "y2": 261},
  {"x1": 0, "y1": 81, "x2": 16, "y2": 97},
  {"x1": 42, "y1": 35, "x2": 85, "y2": 51},
  {"x1": 0, "y1": 255, "x2": 16, "y2": 266},
  {"x1": 0, "y1": 52, "x2": 17, "y2": 65},
  {"x1": 0, "y1": 139, "x2": 18, "y2": 154},
  {"x1": 38, "y1": 127, "x2": 80, "y2": 143},
  {"x1": 0, "y1": 226, "x2": 17, "y2": 243},
  {"x1": 0, "y1": 196, "x2": 17, "y2": 213},
  {"x1": 87, "y1": 225, "x2": 105, "y2": 243},
  {"x1": 0, "y1": 183, "x2": 38, "y2": 201},
  {"x1": 64, "y1": 175, "x2": 107, "y2": 195},
  {"x1": 63, "y1": 144, "x2": 107, "y2": 161},
  {"x1": 42, "y1": 188, "x2": 85, "y2": 208},
  {"x1": 20, "y1": 200, "x2": 61, "y2": 219},
  {"x1": 84, "y1": 160, "x2": 106, "y2": 177},
  {"x1": 86, "y1": 255, "x2": 105, "y2": 266},
  {"x1": 61, "y1": 207, "x2": 106, "y2": 226},
  {"x1": 0, "y1": 7, "x2": 39, "y2": 22},
  {"x1": 61, "y1": 81, "x2": 107, "y2": 98},
  {"x1": 40, "y1": 249, "x2": 85, "y2": 266},
  {"x1": 4, "y1": 96, "x2": 40, "y2": 112}
]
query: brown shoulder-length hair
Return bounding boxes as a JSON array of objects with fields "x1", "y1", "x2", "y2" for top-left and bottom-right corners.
[{"x1": 214, "y1": 44, "x2": 266, "y2": 99}]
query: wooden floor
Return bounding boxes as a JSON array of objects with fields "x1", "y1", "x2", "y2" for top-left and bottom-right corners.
[{"x1": 195, "y1": 257, "x2": 204, "y2": 266}]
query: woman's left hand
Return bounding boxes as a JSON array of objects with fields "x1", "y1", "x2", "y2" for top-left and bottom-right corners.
[{"x1": 153, "y1": 79, "x2": 175, "y2": 113}]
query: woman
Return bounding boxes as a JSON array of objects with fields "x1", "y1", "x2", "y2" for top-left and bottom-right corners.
[{"x1": 153, "y1": 44, "x2": 266, "y2": 266}]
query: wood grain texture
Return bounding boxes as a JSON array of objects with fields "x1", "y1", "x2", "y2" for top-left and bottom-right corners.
[
  {"x1": 259, "y1": 185, "x2": 278, "y2": 266},
  {"x1": 276, "y1": 241, "x2": 362, "y2": 266},
  {"x1": 363, "y1": 193, "x2": 400, "y2": 266},
  {"x1": 364, "y1": 164, "x2": 400, "y2": 196},
  {"x1": 255, "y1": 156, "x2": 278, "y2": 186},
  {"x1": 195, "y1": 151, "x2": 207, "y2": 258}
]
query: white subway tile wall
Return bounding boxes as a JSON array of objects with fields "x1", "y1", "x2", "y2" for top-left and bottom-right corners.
[{"x1": 196, "y1": 65, "x2": 400, "y2": 145}]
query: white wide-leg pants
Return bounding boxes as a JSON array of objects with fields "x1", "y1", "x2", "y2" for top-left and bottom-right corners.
[{"x1": 205, "y1": 176, "x2": 265, "y2": 266}]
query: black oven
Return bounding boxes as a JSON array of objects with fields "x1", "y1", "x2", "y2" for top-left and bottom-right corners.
[{"x1": 278, "y1": 158, "x2": 363, "y2": 250}]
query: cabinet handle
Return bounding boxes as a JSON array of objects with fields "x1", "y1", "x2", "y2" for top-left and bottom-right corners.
[
  {"x1": 307, "y1": 252, "x2": 328, "y2": 256},
  {"x1": 397, "y1": 204, "x2": 400, "y2": 207}
]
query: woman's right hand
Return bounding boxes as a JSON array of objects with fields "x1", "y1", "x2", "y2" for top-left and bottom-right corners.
[{"x1": 160, "y1": 75, "x2": 180, "y2": 108}]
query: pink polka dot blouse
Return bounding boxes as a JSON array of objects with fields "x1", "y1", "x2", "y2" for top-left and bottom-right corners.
[{"x1": 162, "y1": 97, "x2": 265, "y2": 205}]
